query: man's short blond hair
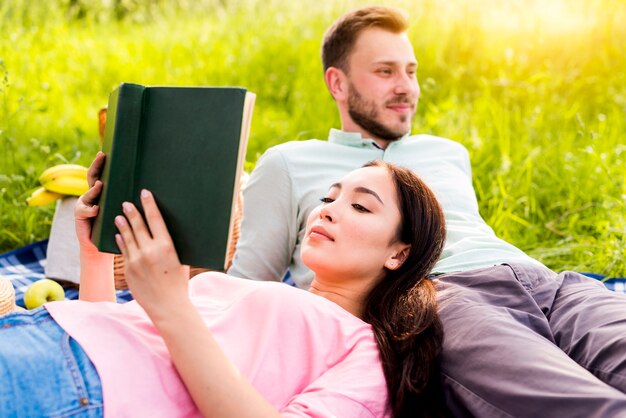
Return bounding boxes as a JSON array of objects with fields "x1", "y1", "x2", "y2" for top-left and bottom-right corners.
[{"x1": 321, "y1": 6, "x2": 409, "y2": 73}]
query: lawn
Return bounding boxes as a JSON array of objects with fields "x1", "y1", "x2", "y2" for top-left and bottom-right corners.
[{"x1": 1, "y1": 0, "x2": 624, "y2": 276}]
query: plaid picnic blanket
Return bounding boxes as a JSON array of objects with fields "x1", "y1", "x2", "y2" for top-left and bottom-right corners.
[
  {"x1": 1, "y1": 240, "x2": 624, "y2": 309},
  {"x1": 579, "y1": 272, "x2": 626, "y2": 293},
  {"x1": 0, "y1": 239, "x2": 133, "y2": 308}
]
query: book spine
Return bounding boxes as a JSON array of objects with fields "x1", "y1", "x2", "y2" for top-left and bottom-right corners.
[
  {"x1": 90, "y1": 83, "x2": 146, "y2": 253},
  {"x1": 131, "y1": 88, "x2": 150, "y2": 214}
]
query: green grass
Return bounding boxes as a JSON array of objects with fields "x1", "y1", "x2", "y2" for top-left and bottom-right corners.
[{"x1": 1, "y1": 0, "x2": 624, "y2": 276}]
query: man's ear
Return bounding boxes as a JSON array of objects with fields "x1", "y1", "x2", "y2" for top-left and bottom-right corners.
[
  {"x1": 324, "y1": 67, "x2": 349, "y2": 102},
  {"x1": 384, "y1": 245, "x2": 410, "y2": 270}
]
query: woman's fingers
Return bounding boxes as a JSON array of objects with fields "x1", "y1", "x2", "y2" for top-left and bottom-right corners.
[
  {"x1": 80, "y1": 179, "x2": 103, "y2": 207},
  {"x1": 114, "y1": 191, "x2": 179, "y2": 273},
  {"x1": 120, "y1": 200, "x2": 154, "y2": 244},
  {"x1": 87, "y1": 152, "x2": 106, "y2": 188},
  {"x1": 75, "y1": 180, "x2": 103, "y2": 247},
  {"x1": 115, "y1": 232, "x2": 127, "y2": 255},
  {"x1": 115, "y1": 215, "x2": 137, "y2": 255},
  {"x1": 75, "y1": 199, "x2": 99, "y2": 221},
  {"x1": 75, "y1": 181, "x2": 101, "y2": 219},
  {"x1": 140, "y1": 189, "x2": 175, "y2": 245}
]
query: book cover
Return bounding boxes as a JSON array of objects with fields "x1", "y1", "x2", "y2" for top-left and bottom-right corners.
[{"x1": 91, "y1": 82, "x2": 255, "y2": 270}]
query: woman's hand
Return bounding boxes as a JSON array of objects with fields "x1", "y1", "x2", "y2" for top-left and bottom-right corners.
[
  {"x1": 114, "y1": 189, "x2": 190, "y2": 318},
  {"x1": 75, "y1": 152, "x2": 106, "y2": 252}
]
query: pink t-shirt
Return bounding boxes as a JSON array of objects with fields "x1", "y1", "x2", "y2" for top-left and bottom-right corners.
[{"x1": 46, "y1": 272, "x2": 390, "y2": 417}]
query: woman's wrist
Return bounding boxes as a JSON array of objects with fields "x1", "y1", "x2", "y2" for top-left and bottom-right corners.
[
  {"x1": 145, "y1": 296, "x2": 195, "y2": 329},
  {"x1": 80, "y1": 245, "x2": 112, "y2": 262}
]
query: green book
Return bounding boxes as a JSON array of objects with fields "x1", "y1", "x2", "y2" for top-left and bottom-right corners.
[{"x1": 91, "y1": 83, "x2": 255, "y2": 270}]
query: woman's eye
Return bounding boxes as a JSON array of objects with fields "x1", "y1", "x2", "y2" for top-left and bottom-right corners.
[
  {"x1": 320, "y1": 197, "x2": 334, "y2": 203},
  {"x1": 352, "y1": 204, "x2": 370, "y2": 213}
]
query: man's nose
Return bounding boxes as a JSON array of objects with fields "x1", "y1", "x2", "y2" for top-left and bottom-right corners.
[{"x1": 394, "y1": 72, "x2": 419, "y2": 97}]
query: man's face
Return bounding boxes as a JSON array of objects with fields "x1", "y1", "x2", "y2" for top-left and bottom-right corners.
[{"x1": 343, "y1": 28, "x2": 420, "y2": 141}]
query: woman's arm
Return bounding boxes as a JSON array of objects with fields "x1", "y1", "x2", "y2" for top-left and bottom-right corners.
[
  {"x1": 78, "y1": 235, "x2": 115, "y2": 302},
  {"x1": 149, "y1": 301, "x2": 281, "y2": 418},
  {"x1": 115, "y1": 189, "x2": 280, "y2": 418},
  {"x1": 75, "y1": 152, "x2": 116, "y2": 302}
]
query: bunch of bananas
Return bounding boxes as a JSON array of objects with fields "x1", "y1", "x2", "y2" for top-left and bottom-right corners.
[{"x1": 26, "y1": 164, "x2": 89, "y2": 207}]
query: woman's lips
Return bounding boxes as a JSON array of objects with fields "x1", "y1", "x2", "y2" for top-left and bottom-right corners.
[{"x1": 309, "y1": 225, "x2": 334, "y2": 241}]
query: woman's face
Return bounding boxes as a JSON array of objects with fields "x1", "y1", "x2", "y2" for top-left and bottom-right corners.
[{"x1": 301, "y1": 165, "x2": 407, "y2": 284}]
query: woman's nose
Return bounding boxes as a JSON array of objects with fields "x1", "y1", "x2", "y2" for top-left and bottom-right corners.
[{"x1": 319, "y1": 205, "x2": 335, "y2": 222}]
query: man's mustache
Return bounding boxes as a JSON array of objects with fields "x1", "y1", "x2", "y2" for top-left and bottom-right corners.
[{"x1": 386, "y1": 96, "x2": 416, "y2": 106}]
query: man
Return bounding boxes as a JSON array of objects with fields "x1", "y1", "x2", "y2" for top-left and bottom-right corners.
[{"x1": 229, "y1": 6, "x2": 626, "y2": 417}]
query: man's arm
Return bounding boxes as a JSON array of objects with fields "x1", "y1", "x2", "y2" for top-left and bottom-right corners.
[{"x1": 228, "y1": 147, "x2": 299, "y2": 282}]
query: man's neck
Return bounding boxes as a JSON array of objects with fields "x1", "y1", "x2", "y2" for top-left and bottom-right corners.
[
  {"x1": 338, "y1": 127, "x2": 399, "y2": 150},
  {"x1": 371, "y1": 137, "x2": 392, "y2": 150}
]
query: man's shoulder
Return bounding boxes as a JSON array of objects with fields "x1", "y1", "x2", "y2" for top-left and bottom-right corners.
[
  {"x1": 259, "y1": 139, "x2": 343, "y2": 168},
  {"x1": 259, "y1": 135, "x2": 471, "y2": 164},
  {"x1": 406, "y1": 133, "x2": 469, "y2": 152},
  {"x1": 267, "y1": 139, "x2": 330, "y2": 153},
  {"x1": 252, "y1": 139, "x2": 338, "y2": 180}
]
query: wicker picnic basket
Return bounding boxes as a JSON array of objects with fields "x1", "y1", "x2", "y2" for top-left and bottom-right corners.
[
  {"x1": 99, "y1": 108, "x2": 244, "y2": 290},
  {"x1": 0, "y1": 275, "x2": 16, "y2": 315}
]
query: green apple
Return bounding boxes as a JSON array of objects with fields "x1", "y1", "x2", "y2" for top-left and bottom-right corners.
[{"x1": 24, "y1": 279, "x2": 65, "y2": 309}]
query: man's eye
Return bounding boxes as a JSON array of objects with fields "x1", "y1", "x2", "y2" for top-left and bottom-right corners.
[
  {"x1": 320, "y1": 197, "x2": 334, "y2": 203},
  {"x1": 352, "y1": 204, "x2": 370, "y2": 213},
  {"x1": 378, "y1": 69, "x2": 392, "y2": 75}
]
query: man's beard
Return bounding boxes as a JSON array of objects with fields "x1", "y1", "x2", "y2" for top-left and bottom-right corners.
[{"x1": 347, "y1": 86, "x2": 413, "y2": 141}]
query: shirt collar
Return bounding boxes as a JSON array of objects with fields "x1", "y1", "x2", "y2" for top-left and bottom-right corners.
[{"x1": 328, "y1": 128, "x2": 409, "y2": 149}]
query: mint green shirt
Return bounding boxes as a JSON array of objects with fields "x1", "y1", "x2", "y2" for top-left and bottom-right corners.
[{"x1": 229, "y1": 129, "x2": 543, "y2": 289}]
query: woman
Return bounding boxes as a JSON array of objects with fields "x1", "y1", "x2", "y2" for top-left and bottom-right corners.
[{"x1": 0, "y1": 159, "x2": 446, "y2": 418}]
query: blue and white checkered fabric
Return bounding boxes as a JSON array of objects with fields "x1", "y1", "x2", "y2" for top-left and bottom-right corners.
[
  {"x1": 580, "y1": 272, "x2": 626, "y2": 294},
  {"x1": 0, "y1": 240, "x2": 133, "y2": 308}
]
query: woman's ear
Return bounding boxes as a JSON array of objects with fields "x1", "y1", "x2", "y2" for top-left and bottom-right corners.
[
  {"x1": 384, "y1": 245, "x2": 410, "y2": 270},
  {"x1": 324, "y1": 67, "x2": 349, "y2": 102}
]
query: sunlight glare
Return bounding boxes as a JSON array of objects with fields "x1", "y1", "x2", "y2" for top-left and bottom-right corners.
[{"x1": 482, "y1": 0, "x2": 596, "y2": 36}]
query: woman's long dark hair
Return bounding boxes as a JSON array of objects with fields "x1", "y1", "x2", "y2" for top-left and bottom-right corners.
[{"x1": 361, "y1": 161, "x2": 447, "y2": 418}]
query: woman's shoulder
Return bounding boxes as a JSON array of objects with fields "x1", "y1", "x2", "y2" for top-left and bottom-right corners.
[
  {"x1": 189, "y1": 273, "x2": 369, "y2": 328},
  {"x1": 188, "y1": 272, "x2": 296, "y2": 296}
]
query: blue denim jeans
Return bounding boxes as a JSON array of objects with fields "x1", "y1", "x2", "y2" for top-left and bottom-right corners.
[{"x1": 0, "y1": 307, "x2": 103, "y2": 417}]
